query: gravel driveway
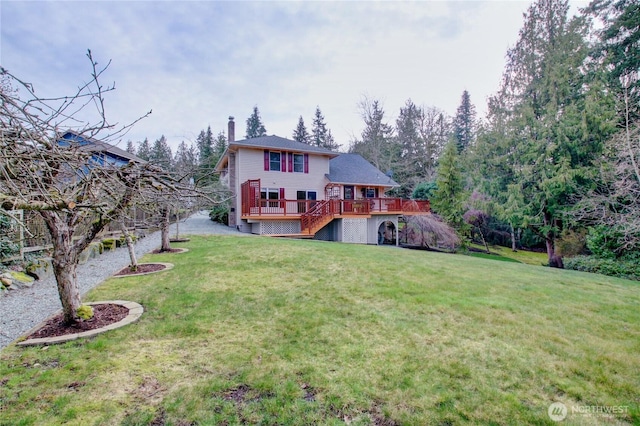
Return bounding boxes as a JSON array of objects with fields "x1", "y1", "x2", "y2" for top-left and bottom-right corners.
[{"x1": 0, "y1": 211, "x2": 244, "y2": 350}]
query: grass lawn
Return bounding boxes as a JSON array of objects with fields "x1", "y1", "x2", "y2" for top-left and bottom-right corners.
[
  {"x1": 467, "y1": 243, "x2": 549, "y2": 266},
  {"x1": 1, "y1": 236, "x2": 638, "y2": 425}
]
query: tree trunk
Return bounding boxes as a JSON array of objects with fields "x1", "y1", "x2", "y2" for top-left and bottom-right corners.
[
  {"x1": 479, "y1": 229, "x2": 490, "y2": 254},
  {"x1": 52, "y1": 255, "x2": 82, "y2": 325},
  {"x1": 44, "y1": 216, "x2": 82, "y2": 325},
  {"x1": 160, "y1": 207, "x2": 171, "y2": 251},
  {"x1": 543, "y1": 211, "x2": 563, "y2": 268},
  {"x1": 121, "y1": 224, "x2": 138, "y2": 271},
  {"x1": 174, "y1": 209, "x2": 180, "y2": 239},
  {"x1": 510, "y1": 223, "x2": 517, "y2": 252}
]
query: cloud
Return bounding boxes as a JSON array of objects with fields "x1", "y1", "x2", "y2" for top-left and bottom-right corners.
[{"x1": 1, "y1": 0, "x2": 588, "y2": 151}]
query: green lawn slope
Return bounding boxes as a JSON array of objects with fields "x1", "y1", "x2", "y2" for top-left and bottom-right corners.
[{"x1": 1, "y1": 236, "x2": 637, "y2": 425}]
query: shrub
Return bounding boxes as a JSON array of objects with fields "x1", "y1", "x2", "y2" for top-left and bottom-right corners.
[
  {"x1": 412, "y1": 181, "x2": 437, "y2": 201},
  {"x1": 76, "y1": 304, "x2": 94, "y2": 320},
  {"x1": 209, "y1": 204, "x2": 229, "y2": 225},
  {"x1": 555, "y1": 229, "x2": 587, "y2": 257},
  {"x1": 0, "y1": 213, "x2": 18, "y2": 260},
  {"x1": 586, "y1": 225, "x2": 622, "y2": 260},
  {"x1": 564, "y1": 255, "x2": 640, "y2": 281}
]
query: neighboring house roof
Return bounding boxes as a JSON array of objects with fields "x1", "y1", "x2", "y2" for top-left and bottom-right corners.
[
  {"x1": 326, "y1": 153, "x2": 398, "y2": 187},
  {"x1": 60, "y1": 131, "x2": 145, "y2": 164},
  {"x1": 215, "y1": 135, "x2": 339, "y2": 172}
]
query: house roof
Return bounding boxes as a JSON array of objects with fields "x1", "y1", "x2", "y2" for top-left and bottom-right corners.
[
  {"x1": 326, "y1": 154, "x2": 398, "y2": 187},
  {"x1": 215, "y1": 135, "x2": 339, "y2": 171},
  {"x1": 61, "y1": 131, "x2": 145, "y2": 164},
  {"x1": 231, "y1": 135, "x2": 340, "y2": 156}
]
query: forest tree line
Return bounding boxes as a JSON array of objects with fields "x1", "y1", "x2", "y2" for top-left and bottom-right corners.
[{"x1": 127, "y1": 0, "x2": 638, "y2": 277}]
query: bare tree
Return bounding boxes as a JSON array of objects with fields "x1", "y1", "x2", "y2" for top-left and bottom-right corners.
[
  {"x1": 570, "y1": 72, "x2": 640, "y2": 255},
  {"x1": 0, "y1": 51, "x2": 179, "y2": 324}
]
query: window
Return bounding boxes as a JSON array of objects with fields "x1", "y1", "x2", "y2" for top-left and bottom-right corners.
[
  {"x1": 365, "y1": 188, "x2": 377, "y2": 198},
  {"x1": 296, "y1": 190, "x2": 317, "y2": 213},
  {"x1": 293, "y1": 154, "x2": 304, "y2": 173},
  {"x1": 269, "y1": 152, "x2": 281, "y2": 171},
  {"x1": 261, "y1": 188, "x2": 280, "y2": 208}
]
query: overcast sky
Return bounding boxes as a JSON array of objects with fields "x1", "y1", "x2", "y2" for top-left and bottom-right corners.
[{"x1": 1, "y1": 0, "x2": 587, "y2": 152}]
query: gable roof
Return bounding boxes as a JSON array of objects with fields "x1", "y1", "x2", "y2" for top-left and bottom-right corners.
[
  {"x1": 230, "y1": 135, "x2": 340, "y2": 156},
  {"x1": 61, "y1": 131, "x2": 145, "y2": 164},
  {"x1": 327, "y1": 153, "x2": 398, "y2": 187},
  {"x1": 215, "y1": 135, "x2": 339, "y2": 172}
]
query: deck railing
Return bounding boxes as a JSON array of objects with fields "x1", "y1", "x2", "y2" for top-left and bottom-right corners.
[{"x1": 241, "y1": 179, "x2": 430, "y2": 218}]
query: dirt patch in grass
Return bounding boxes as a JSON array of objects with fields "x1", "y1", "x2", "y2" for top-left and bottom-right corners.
[
  {"x1": 26, "y1": 304, "x2": 129, "y2": 339},
  {"x1": 115, "y1": 263, "x2": 167, "y2": 276},
  {"x1": 151, "y1": 248, "x2": 185, "y2": 254}
]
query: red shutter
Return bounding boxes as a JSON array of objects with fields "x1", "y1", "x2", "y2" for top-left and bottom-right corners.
[
  {"x1": 264, "y1": 150, "x2": 269, "y2": 171},
  {"x1": 281, "y1": 152, "x2": 286, "y2": 172},
  {"x1": 279, "y1": 188, "x2": 285, "y2": 208},
  {"x1": 304, "y1": 154, "x2": 309, "y2": 174},
  {"x1": 288, "y1": 153, "x2": 293, "y2": 173}
]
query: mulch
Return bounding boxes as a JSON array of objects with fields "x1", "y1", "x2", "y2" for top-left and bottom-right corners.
[
  {"x1": 114, "y1": 263, "x2": 166, "y2": 276},
  {"x1": 27, "y1": 304, "x2": 129, "y2": 339}
]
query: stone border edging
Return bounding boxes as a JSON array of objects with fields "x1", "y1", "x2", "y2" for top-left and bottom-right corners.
[
  {"x1": 16, "y1": 300, "x2": 144, "y2": 347},
  {"x1": 111, "y1": 262, "x2": 174, "y2": 278}
]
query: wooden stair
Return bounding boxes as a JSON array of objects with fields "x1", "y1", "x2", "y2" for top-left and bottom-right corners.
[{"x1": 299, "y1": 200, "x2": 338, "y2": 236}]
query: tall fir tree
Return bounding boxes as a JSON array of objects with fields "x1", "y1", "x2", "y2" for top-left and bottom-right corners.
[
  {"x1": 292, "y1": 116, "x2": 311, "y2": 144},
  {"x1": 453, "y1": 90, "x2": 477, "y2": 153},
  {"x1": 125, "y1": 140, "x2": 135, "y2": 155},
  {"x1": 136, "y1": 138, "x2": 151, "y2": 161},
  {"x1": 173, "y1": 140, "x2": 198, "y2": 181},
  {"x1": 150, "y1": 135, "x2": 173, "y2": 170},
  {"x1": 481, "y1": 0, "x2": 618, "y2": 265},
  {"x1": 196, "y1": 126, "x2": 214, "y2": 163},
  {"x1": 432, "y1": 139, "x2": 465, "y2": 229},
  {"x1": 245, "y1": 106, "x2": 267, "y2": 139},
  {"x1": 588, "y1": 0, "x2": 640, "y2": 118},
  {"x1": 311, "y1": 106, "x2": 339, "y2": 150},
  {"x1": 394, "y1": 99, "x2": 426, "y2": 197},
  {"x1": 349, "y1": 98, "x2": 397, "y2": 175}
]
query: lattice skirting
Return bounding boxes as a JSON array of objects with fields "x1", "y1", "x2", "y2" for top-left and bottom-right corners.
[
  {"x1": 341, "y1": 218, "x2": 368, "y2": 244},
  {"x1": 256, "y1": 220, "x2": 301, "y2": 235}
]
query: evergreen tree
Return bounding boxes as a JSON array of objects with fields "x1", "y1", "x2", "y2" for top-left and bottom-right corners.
[
  {"x1": 173, "y1": 140, "x2": 198, "y2": 181},
  {"x1": 349, "y1": 98, "x2": 397, "y2": 174},
  {"x1": 311, "y1": 106, "x2": 339, "y2": 150},
  {"x1": 432, "y1": 140, "x2": 465, "y2": 228},
  {"x1": 588, "y1": 0, "x2": 640, "y2": 115},
  {"x1": 245, "y1": 106, "x2": 267, "y2": 139},
  {"x1": 394, "y1": 99, "x2": 425, "y2": 197},
  {"x1": 136, "y1": 138, "x2": 151, "y2": 161},
  {"x1": 213, "y1": 132, "x2": 227, "y2": 159},
  {"x1": 125, "y1": 140, "x2": 135, "y2": 154},
  {"x1": 292, "y1": 116, "x2": 311, "y2": 144},
  {"x1": 150, "y1": 135, "x2": 173, "y2": 170},
  {"x1": 482, "y1": 0, "x2": 617, "y2": 265},
  {"x1": 196, "y1": 126, "x2": 214, "y2": 162},
  {"x1": 453, "y1": 90, "x2": 477, "y2": 153}
]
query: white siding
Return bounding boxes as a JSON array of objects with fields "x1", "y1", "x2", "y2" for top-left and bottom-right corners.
[{"x1": 233, "y1": 148, "x2": 332, "y2": 215}]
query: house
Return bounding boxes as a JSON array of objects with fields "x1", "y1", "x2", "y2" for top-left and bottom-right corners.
[
  {"x1": 215, "y1": 117, "x2": 430, "y2": 245},
  {"x1": 59, "y1": 131, "x2": 145, "y2": 166}
]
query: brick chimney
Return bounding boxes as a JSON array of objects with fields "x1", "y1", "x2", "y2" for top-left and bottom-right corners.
[{"x1": 228, "y1": 116, "x2": 235, "y2": 143}]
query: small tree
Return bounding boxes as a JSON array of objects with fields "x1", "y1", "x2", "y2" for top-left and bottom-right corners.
[
  {"x1": 0, "y1": 51, "x2": 178, "y2": 324},
  {"x1": 400, "y1": 215, "x2": 460, "y2": 250}
]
